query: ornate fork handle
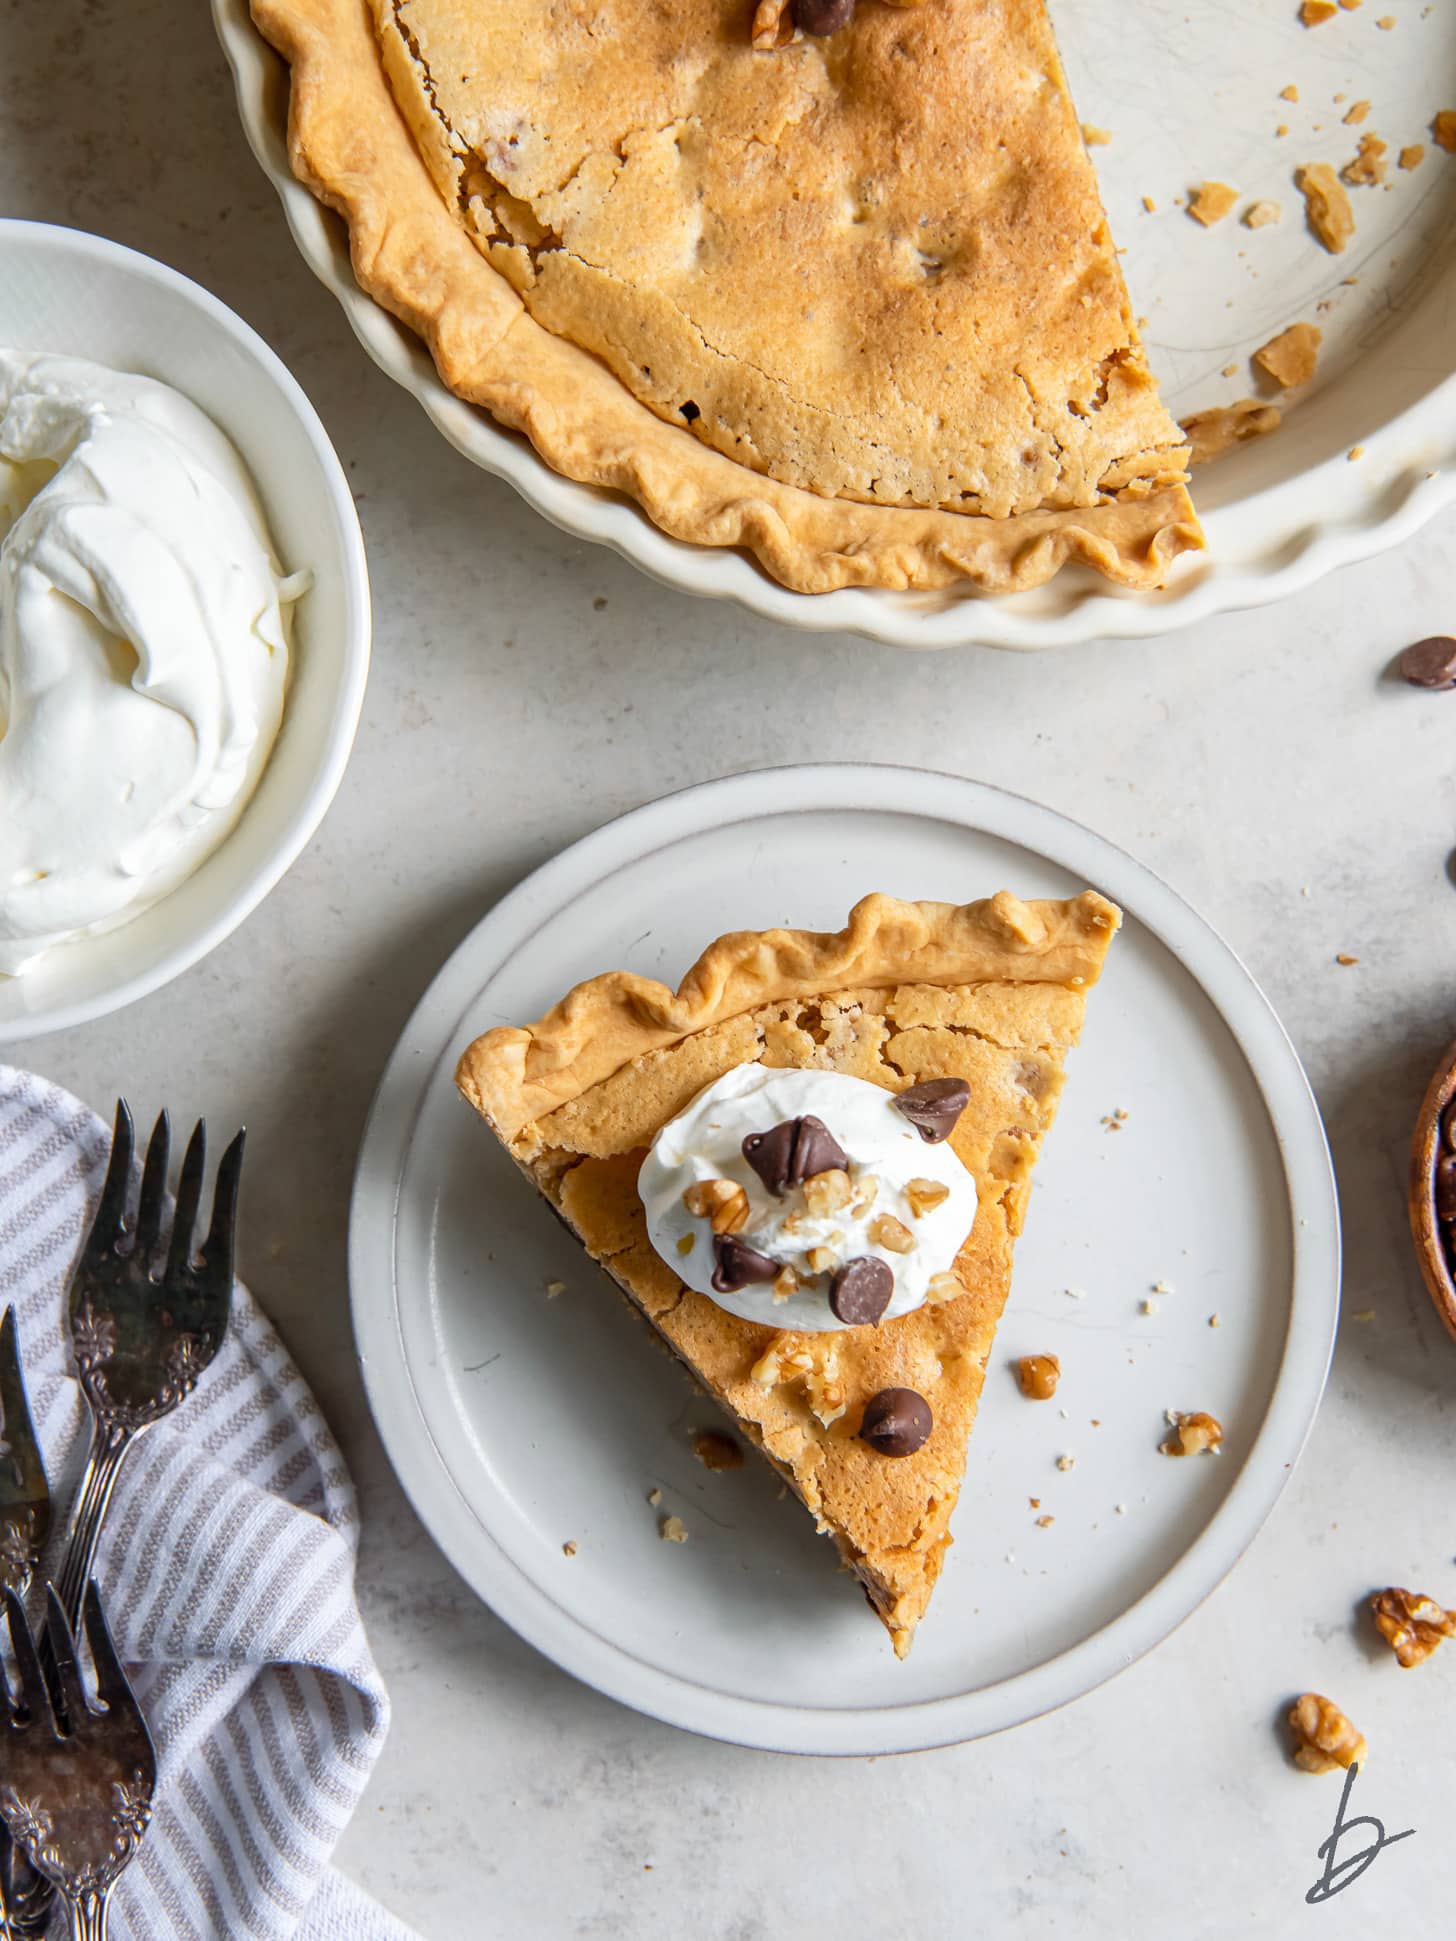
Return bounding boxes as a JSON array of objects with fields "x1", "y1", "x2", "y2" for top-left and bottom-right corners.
[{"x1": 55, "y1": 1420, "x2": 150, "y2": 1629}]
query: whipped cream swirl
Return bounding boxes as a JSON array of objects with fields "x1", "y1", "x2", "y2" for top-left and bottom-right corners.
[
  {"x1": 0, "y1": 350, "x2": 300, "y2": 976},
  {"x1": 639, "y1": 1064, "x2": 978, "y2": 1333}
]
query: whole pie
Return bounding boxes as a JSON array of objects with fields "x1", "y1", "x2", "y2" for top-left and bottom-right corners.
[
  {"x1": 456, "y1": 889, "x2": 1119, "y2": 1655},
  {"x1": 251, "y1": 0, "x2": 1202, "y2": 596}
]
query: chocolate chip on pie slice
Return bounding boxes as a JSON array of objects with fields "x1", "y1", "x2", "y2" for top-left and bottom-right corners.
[
  {"x1": 250, "y1": 0, "x2": 1202, "y2": 598},
  {"x1": 456, "y1": 889, "x2": 1120, "y2": 1658}
]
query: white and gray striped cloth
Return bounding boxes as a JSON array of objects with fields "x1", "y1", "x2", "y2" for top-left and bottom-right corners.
[{"x1": 0, "y1": 1066, "x2": 417, "y2": 1941}]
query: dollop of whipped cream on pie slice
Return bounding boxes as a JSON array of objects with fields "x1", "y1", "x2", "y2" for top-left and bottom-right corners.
[
  {"x1": 0, "y1": 349, "x2": 299, "y2": 975},
  {"x1": 639, "y1": 1064, "x2": 977, "y2": 1334}
]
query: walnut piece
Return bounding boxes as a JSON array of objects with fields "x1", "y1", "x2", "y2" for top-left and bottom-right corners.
[
  {"x1": 1181, "y1": 399, "x2": 1282, "y2": 465},
  {"x1": 1289, "y1": 1693, "x2": 1366, "y2": 1773},
  {"x1": 771, "y1": 1264, "x2": 798, "y2": 1303},
  {"x1": 682, "y1": 1178, "x2": 749, "y2": 1234},
  {"x1": 926, "y1": 1271, "x2": 962, "y2": 1304},
  {"x1": 749, "y1": 1337, "x2": 846, "y2": 1425},
  {"x1": 1370, "y1": 1587, "x2": 1456, "y2": 1667},
  {"x1": 751, "y1": 0, "x2": 796, "y2": 49},
  {"x1": 1016, "y1": 1354, "x2": 1061, "y2": 1401},
  {"x1": 1160, "y1": 1409, "x2": 1224, "y2": 1455},
  {"x1": 850, "y1": 1177, "x2": 879, "y2": 1215},
  {"x1": 1254, "y1": 322, "x2": 1322, "y2": 388},
  {"x1": 803, "y1": 1168, "x2": 852, "y2": 1217},
  {"x1": 869, "y1": 1213, "x2": 916, "y2": 1255},
  {"x1": 1297, "y1": 164, "x2": 1356, "y2": 253},
  {"x1": 1189, "y1": 181, "x2": 1239, "y2": 226},
  {"x1": 905, "y1": 1177, "x2": 950, "y2": 1218}
]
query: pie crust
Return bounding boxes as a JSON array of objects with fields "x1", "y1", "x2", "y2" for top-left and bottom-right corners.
[
  {"x1": 457, "y1": 890, "x2": 1120, "y2": 1655},
  {"x1": 250, "y1": 0, "x2": 1203, "y2": 595}
]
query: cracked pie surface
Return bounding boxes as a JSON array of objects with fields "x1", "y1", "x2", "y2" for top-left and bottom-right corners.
[
  {"x1": 251, "y1": 0, "x2": 1201, "y2": 595},
  {"x1": 456, "y1": 890, "x2": 1120, "y2": 1656}
]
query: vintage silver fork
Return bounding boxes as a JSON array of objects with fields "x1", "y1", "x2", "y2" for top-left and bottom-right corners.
[
  {"x1": 0, "y1": 1307, "x2": 52, "y2": 1941},
  {"x1": 0, "y1": 1584, "x2": 156, "y2": 1941},
  {"x1": 58, "y1": 1100, "x2": 244, "y2": 1626}
]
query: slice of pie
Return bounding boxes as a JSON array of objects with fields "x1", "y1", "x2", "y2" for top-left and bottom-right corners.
[
  {"x1": 251, "y1": 0, "x2": 1202, "y2": 597},
  {"x1": 456, "y1": 889, "x2": 1119, "y2": 1655}
]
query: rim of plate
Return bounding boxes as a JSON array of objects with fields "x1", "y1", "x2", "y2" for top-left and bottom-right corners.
[
  {"x1": 213, "y1": 0, "x2": 1456, "y2": 652},
  {"x1": 349, "y1": 764, "x2": 1341, "y2": 1754},
  {"x1": 0, "y1": 218, "x2": 371, "y2": 1041}
]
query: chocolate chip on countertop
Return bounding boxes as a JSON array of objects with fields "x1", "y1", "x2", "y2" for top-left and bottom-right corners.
[
  {"x1": 742, "y1": 1115, "x2": 850, "y2": 1196},
  {"x1": 1399, "y1": 636, "x2": 1456, "y2": 689},
  {"x1": 829, "y1": 1256, "x2": 894, "y2": 1327},
  {"x1": 859, "y1": 1387, "x2": 933, "y2": 1457},
  {"x1": 711, "y1": 1234, "x2": 779, "y2": 1293},
  {"x1": 793, "y1": 0, "x2": 855, "y2": 34},
  {"x1": 1436, "y1": 1154, "x2": 1456, "y2": 1223},
  {"x1": 892, "y1": 1078, "x2": 971, "y2": 1143}
]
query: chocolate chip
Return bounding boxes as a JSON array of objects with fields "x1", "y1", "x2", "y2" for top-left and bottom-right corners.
[
  {"x1": 1400, "y1": 636, "x2": 1456, "y2": 689},
  {"x1": 892, "y1": 1078, "x2": 971, "y2": 1143},
  {"x1": 742, "y1": 1115, "x2": 850, "y2": 1196},
  {"x1": 793, "y1": 0, "x2": 855, "y2": 34},
  {"x1": 1436, "y1": 1154, "x2": 1456, "y2": 1223},
  {"x1": 858, "y1": 1387, "x2": 933, "y2": 1457},
  {"x1": 711, "y1": 1234, "x2": 779, "y2": 1293},
  {"x1": 829, "y1": 1256, "x2": 893, "y2": 1326}
]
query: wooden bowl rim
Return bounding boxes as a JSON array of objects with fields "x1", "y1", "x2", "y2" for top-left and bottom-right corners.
[{"x1": 1409, "y1": 1038, "x2": 1456, "y2": 1344}]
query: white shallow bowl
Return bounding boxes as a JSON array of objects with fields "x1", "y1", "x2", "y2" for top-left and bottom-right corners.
[
  {"x1": 216, "y1": 0, "x2": 1456, "y2": 649},
  {"x1": 0, "y1": 220, "x2": 370, "y2": 1041},
  {"x1": 350, "y1": 765, "x2": 1340, "y2": 1753}
]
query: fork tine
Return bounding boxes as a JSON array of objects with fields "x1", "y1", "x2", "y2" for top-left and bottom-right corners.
[
  {"x1": 81, "y1": 1580, "x2": 133, "y2": 1712},
  {"x1": 4, "y1": 1590, "x2": 51, "y2": 1728},
  {"x1": 134, "y1": 1110, "x2": 171, "y2": 1257},
  {"x1": 42, "y1": 1586, "x2": 89, "y2": 1726},
  {"x1": 85, "y1": 1099, "x2": 135, "y2": 1252},
  {"x1": 201, "y1": 1129, "x2": 246, "y2": 1279},
  {"x1": 165, "y1": 1120, "x2": 207, "y2": 1282}
]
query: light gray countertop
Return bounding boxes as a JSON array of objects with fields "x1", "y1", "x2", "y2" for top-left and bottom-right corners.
[{"x1": 5, "y1": 2, "x2": 1456, "y2": 1933}]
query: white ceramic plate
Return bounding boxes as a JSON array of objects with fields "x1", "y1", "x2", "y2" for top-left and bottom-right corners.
[
  {"x1": 0, "y1": 221, "x2": 370, "y2": 1041},
  {"x1": 349, "y1": 765, "x2": 1340, "y2": 1753},
  {"x1": 216, "y1": 0, "x2": 1456, "y2": 649}
]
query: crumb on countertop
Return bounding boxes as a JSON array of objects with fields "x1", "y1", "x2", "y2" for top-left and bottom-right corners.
[
  {"x1": 1280, "y1": 83, "x2": 1300, "y2": 101},
  {"x1": 1336, "y1": 952, "x2": 1359, "y2": 965},
  {"x1": 1141, "y1": 1298, "x2": 1159, "y2": 1315},
  {"x1": 1244, "y1": 200, "x2": 1282, "y2": 228},
  {"x1": 1082, "y1": 124, "x2": 1112, "y2": 145},
  {"x1": 1035, "y1": 1515, "x2": 1055, "y2": 1529},
  {"x1": 562, "y1": 1540, "x2": 578, "y2": 1557},
  {"x1": 1056, "y1": 1453, "x2": 1076, "y2": 1472},
  {"x1": 1400, "y1": 144, "x2": 1426, "y2": 170},
  {"x1": 545, "y1": 1278, "x2": 567, "y2": 1298},
  {"x1": 1343, "y1": 99, "x2": 1371, "y2": 124},
  {"x1": 1142, "y1": 194, "x2": 1157, "y2": 212},
  {"x1": 647, "y1": 1486, "x2": 663, "y2": 1506},
  {"x1": 1435, "y1": 112, "x2": 1456, "y2": 153},
  {"x1": 1351, "y1": 1307, "x2": 1376, "y2": 1323},
  {"x1": 1300, "y1": 0, "x2": 1338, "y2": 21},
  {"x1": 659, "y1": 1514, "x2": 689, "y2": 1543}
]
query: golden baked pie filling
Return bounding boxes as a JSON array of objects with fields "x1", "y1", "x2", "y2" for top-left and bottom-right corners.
[
  {"x1": 253, "y1": 0, "x2": 1203, "y2": 594},
  {"x1": 456, "y1": 891, "x2": 1120, "y2": 1655}
]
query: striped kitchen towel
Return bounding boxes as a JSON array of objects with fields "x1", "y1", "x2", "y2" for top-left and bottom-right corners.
[{"x1": 0, "y1": 1066, "x2": 418, "y2": 1941}]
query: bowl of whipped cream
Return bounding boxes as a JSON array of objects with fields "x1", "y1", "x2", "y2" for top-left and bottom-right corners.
[{"x1": 0, "y1": 220, "x2": 369, "y2": 1040}]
